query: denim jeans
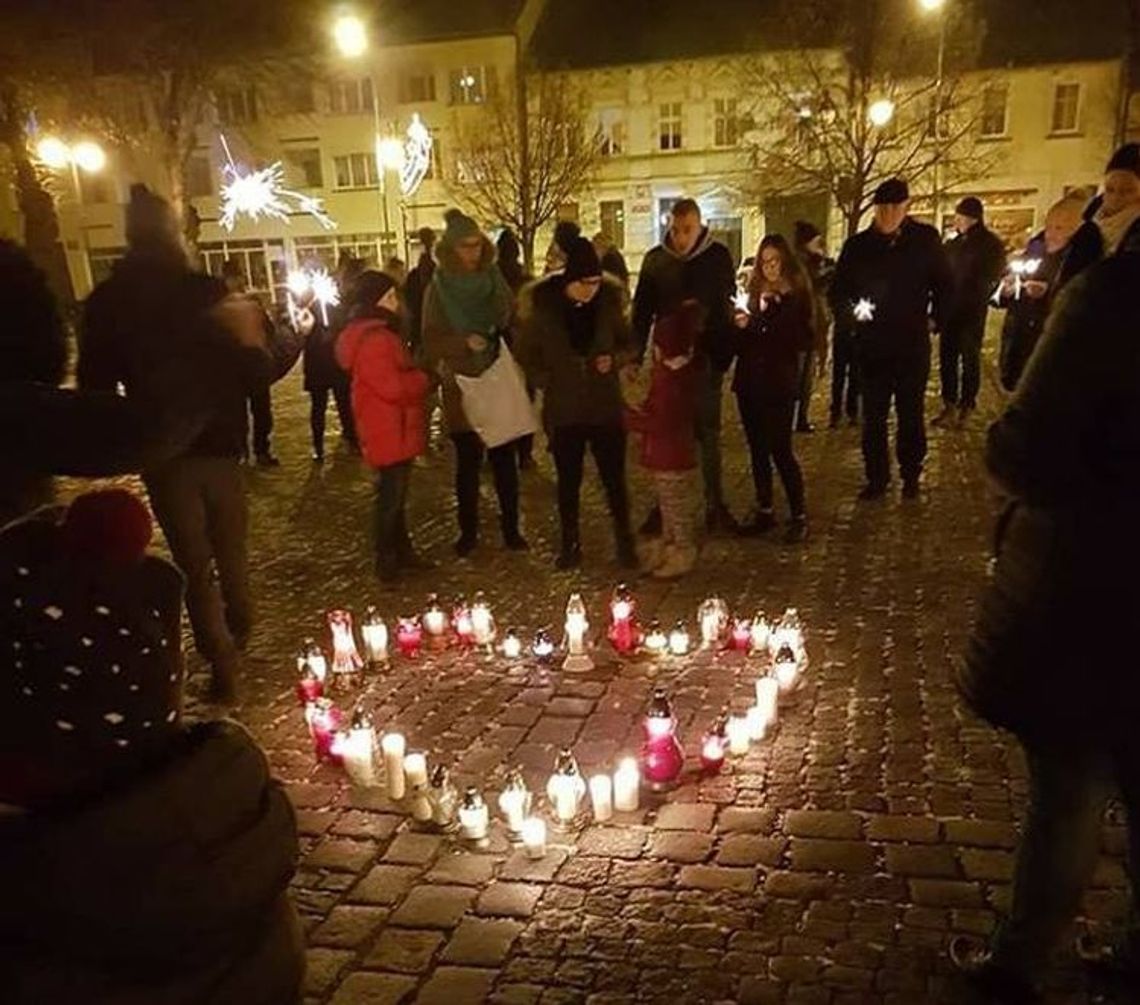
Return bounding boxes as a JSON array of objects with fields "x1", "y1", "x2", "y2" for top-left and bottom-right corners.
[
  {"x1": 695, "y1": 365, "x2": 725, "y2": 510},
  {"x1": 992, "y1": 741, "x2": 1140, "y2": 975}
]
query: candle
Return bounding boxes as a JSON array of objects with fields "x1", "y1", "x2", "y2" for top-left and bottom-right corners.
[
  {"x1": 589, "y1": 773, "x2": 614, "y2": 822},
  {"x1": 471, "y1": 592, "x2": 495, "y2": 646},
  {"x1": 770, "y1": 607, "x2": 804, "y2": 659},
  {"x1": 643, "y1": 621, "x2": 668, "y2": 656},
  {"x1": 727, "y1": 715, "x2": 751, "y2": 755},
  {"x1": 404, "y1": 751, "x2": 429, "y2": 788},
  {"x1": 668, "y1": 621, "x2": 690, "y2": 657},
  {"x1": 755, "y1": 676, "x2": 779, "y2": 726},
  {"x1": 396, "y1": 618, "x2": 422, "y2": 658},
  {"x1": 521, "y1": 817, "x2": 547, "y2": 859},
  {"x1": 532, "y1": 629, "x2": 555, "y2": 662},
  {"x1": 305, "y1": 699, "x2": 342, "y2": 762},
  {"x1": 774, "y1": 644, "x2": 799, "y2": 692},
  {"x1": 613, "y1": 757, "x2": 640, "y2": 812},
  {"x1": 452, "y1": 597, "x2": 475, "y2": 647},
  {"x1": 458, "y1": 787, "x2": 489, "y2": 843},
  {"x1": 296, "y1": 664, "x2": 324, "y2": 706},
  {"x1": 297, "y1": 638, "x2": 328, "y2": 682},
  {"x1": 409, "y1": 783, "x2": 433, "y2": 823},
  {"x1": 563, "y1": 593, "x2": 593, "y2": 672},
  {"x1": 640, "y1": 687, "x2": 685, "y2": 790},
  {"x1": 428, "y1": 765, "x2": 459, "y2": 830},
  {"x1": 340, "y1": 708, "x2": 377, "y2": 785},
  {"x1": 328, "y1": 609, "x2": 364, "y2": 677},
  {"x1": 361, "y1": 607, "x2": 389, "y2": 666},
  {"x1": 546, "y1": 748, "x2": 586, "y2": 825},
  {"x1": 749, "y1": 614, "x2": 770, "y2": 655},
  {"x1": 609, "y1": 583, "x2": 638, "y2": 655},
  {"x1": 746, "y1": 704, "x2": 767, "y2": 742},
  {"x1": 697, "y1": 597, "x2": 728, "y2": 649},
  {"x1": 501, "y1": 630, "x2": 522, "y2": 659},
  {"x1": 700, "y1": 713, "x2": 728, "y2": 775},
  {"x1": 731, "y1": 619, "x2": 752, "y2": 652},
  {"x1": 381, "y1": 732, "x2": 406, "y2": 800},
  {"x1": 423, "y1": 595, "x2": 447, "y2": 637},
  {"x1": 497, "y1": 768, "x2": 531, "y2": 836}
]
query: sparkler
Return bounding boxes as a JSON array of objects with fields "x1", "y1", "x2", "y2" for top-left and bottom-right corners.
[
  {"x1": 853, "y1": 298, "x2": 876, "y2": 323},
  {"x1": 732, "y1": 289, "x2": 750, "y2": 314},
  {"x1": 1005, "y1": 257, "x2": 1043, "y2": 301},
  {"x1": 286, "y1": 267, "x2": 341, "y2": 327},
  {"x1": 218, "y1": 134, "x2": 336, "y2": 232}
]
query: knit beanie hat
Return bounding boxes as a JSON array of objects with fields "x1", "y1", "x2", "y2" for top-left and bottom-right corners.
[
  {"x1": 1106, "y1": 143, "x2": 1140, "y2": 176},
  {"x1": 349, "y1": 269, "x2": 397, "y2": 312},
  {"x1": 563, "y1": 237, "x2": 602, "y2": 282},
  {"x1": 0, "y1": 490, "x2": 185, "y2": 806},
  {"x1": 872, "y1": 178, "x2": 909, "y2": 205},
  {"x1": 793, "y1": 220, "x2": 820, "y2": 248},
  {"x1": 125, "y1": 183, "x2": 182, "y2": 253},
  {"x1": 553, "y1": 220, "x2": 582, "y2": 254},
  {"x1": 955, "y1": 196, "x2": 984, "y2": 220},
  {"x1": 442, "y1": 208, "x2": 481, "y2": 245}
]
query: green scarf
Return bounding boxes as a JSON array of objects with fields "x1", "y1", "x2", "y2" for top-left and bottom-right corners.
[{"x1": 432, "y1": 265, "x2": 512, "y2": 339}]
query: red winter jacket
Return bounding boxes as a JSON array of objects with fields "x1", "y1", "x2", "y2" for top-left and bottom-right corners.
[
  {"x1": 624, "y1": 311, "x2": 699, "y2": 472},
  {"x1": 336, "y1": 317, "x2": 429, "y2": 469}
]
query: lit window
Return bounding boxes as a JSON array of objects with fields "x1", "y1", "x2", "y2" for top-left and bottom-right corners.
[
  {"x1": 333, "y1": 153, "x2": 378, "y2": 189},
  {"x1": 713, "y1": 98, "x2": 739, "y2": 147},
  {"x1": 599, "y1": 200, "x2": 625, "y2": 250},
  {"x1": 599, "y1": 109, "x2": 626, "y2": 156},
  {"x1": 659, "y1": 102, "x2": 683, "y2": 151},
  {"x1": 450, "y1": 67, "x2": 489, "y2": 105},
  {"x1": 1051, "y1": 82, "x2": 1080, "y2": 134},
  {"x1": 980, "y1": 82, "x2": 1009, "y2": 138},
  {"x1": 216, "y1": 87, "x2": 258, "y2": 126}
]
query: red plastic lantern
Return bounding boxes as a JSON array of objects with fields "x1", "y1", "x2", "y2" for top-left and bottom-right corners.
[
  {"x1": 296, "y1": 664, "x2": 324, "y2": 706},
  {"x1": 608, "y1": 582, "x2": 640, "y2": 655},
  {"x1": 305, "y1": 698, "x2": 343, "y2": 762},
  {"x1": 452, "y1": 597, "x2": 475, "y2": 648},
  {"x1": 396, "y1": 617, "x2": 423, "y2": 658},
  {"x1": 730, "y1": 619, "x2": 752, "y2": 652},
  {"x1": 700, "y1": 712, "x2": 729, "y2": 775},
  {"x1": 639, "y1": 687, "x2": 685, "y2": 790}
]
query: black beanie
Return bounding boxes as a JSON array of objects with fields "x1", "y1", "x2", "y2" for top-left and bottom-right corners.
[
  {"x1": 350, "y1": 270, "x2": 396, "y2": 311},
  {"x1": 563, "y1": 237, "x2": 601, "y2": 282},
  {"x1": 1106, "y1": 143, "x2": 1140, "y2": 176},
  {"x1": 793, "y1": 220, "x2": 820, "y2": 248},
  {"x1": 872, "y1": 178, "x2": 909, "y2": 205},
  {"x1": 955, "y1": 196, "x2": 984, "y2": 220},
  {"x1": 553, "y1": 220, "x2": 582, "y2": 254}
]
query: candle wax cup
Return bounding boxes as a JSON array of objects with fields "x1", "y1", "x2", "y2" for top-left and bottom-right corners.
[
  {"x1": 589, "y1": 774, "x2": 614, "y2": 822},
  {"x1": 521, "y1": 817, "x2": 547, "y2": 859}
]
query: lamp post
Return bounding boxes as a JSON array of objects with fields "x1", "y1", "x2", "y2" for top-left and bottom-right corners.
[
  {"x1": 35, "y1": 135, "x2": 106, "y2": 295},
  {"x1": 919, "y1": 0, "x2": 948, "y2": 232}
]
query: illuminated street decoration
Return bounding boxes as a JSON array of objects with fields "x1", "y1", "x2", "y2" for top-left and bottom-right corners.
[
  {"x1": 853, "y1": 297, "x2": 876, "y2": 322},
  {"x1": 218, "y1": 134, "x2": 335, "y2": 232},
  {"x1": 399, "y1": 113, "x2": 434, "y2": 197}
]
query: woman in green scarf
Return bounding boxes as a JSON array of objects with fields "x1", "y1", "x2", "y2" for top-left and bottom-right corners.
[{"x1": 423, "y1": 209, "x2": 527, "y2": 556}]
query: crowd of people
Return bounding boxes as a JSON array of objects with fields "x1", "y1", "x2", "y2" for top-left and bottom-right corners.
[{"x1": 2, "y1": 139, "x2": 1140, "y2": 1002}]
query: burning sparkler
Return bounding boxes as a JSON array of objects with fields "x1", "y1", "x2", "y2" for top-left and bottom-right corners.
[
  {"x1": 1005, "y1": 257, "x2": 1043, "y2": 301},
  {"x1": 218, "y1": 135, "x2": 336, "y2": 232},
  {"x1": 853, "y1": 298, "x2": 876, "y2": 323},
  {"x1": 286, "y1": 267, "x2": 341, "y2": 327}
]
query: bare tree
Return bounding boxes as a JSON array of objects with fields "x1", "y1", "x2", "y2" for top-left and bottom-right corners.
[
  {"x1": 447, "y1": 72, "x2": 602, "y2": 270},
  {"x1": 743, "y1": 0, "x2": 993, "y2": 237}
]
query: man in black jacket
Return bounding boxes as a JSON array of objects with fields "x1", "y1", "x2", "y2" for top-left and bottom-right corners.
[
  {"x1": 830, "y1": 178, "x2": 952, "y2": 500},
  {"x1": 632, "y1": 198, "x2": 738, "y2": 533},
  {"x1": 934, "y1": 197, "x2": 1007, "y2": 427}
]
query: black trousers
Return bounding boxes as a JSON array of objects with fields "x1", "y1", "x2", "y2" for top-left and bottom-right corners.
[
  {"x1": 940, "y1": 314, "x2": 986, "y2": 409},
  {"x1": 248, "y1": 385, "x2": 273, "y2": 458},
  {"x1": 549, "y1": 424, "x2": 633, "y2": 548},
  {"x1": 374, "y1": 461, "x2": 412, "y2": 568},
  {"x1": 860, "y1": 346, "x2": 930, "y2": 488},
  {"x1": 830, "y1": 328, "x2": 860, "y2": 420},
  {"x1": 451, "y1": 431, "x2": 520, "y2": 541},
  {"x1": 309, "y1": 383, "x2": 357, "y2": 454},
  {"x1": 736, "y1": 394, "x2": 805, "y2": 517},
  {"x1": 794, "y1": 350, "x2": 815, "y2": 430}
]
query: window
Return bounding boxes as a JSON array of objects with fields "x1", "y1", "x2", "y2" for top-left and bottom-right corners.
[
  {"x1": 713, "y1": 97, "x2": 739, "y2": 147},
  {"x1": 659, "y1": 102, "x2": 683, "y2": 151},
  {"x1": 599, "y1": 200, "x2": 625, "y2": 250},
  {"x1": 399, "y1": 72, "x2": 437, "y2": 104},
  {"x1": 328, "y1": 78, "x2": 375, "y2": 115},
  {"x1": 285, "y1": 147, "x2": 323, "y2": 188},
  {"x1": 185, "y1": 154, "x2": 214, "y2": 199},
  {"x1": 293, "y1": 236, "x2": 337, "y2": 272},
  {"x1": 598, "y1": 108, "x2": 626, "y2": 156},
  {"x1": 216, "y1": 87, "x2": 258, "y2": 126},
  {"x1": 200, "y1": 239, "x2": 287, "y2": 303},
  {"x1": 281, "y1": 76, "x2": 315, "y2": 115},
  {"x1": 450, "y1": 66, "x2": 490, "y2": 105},
  {"x1": 339, "y1": 232, "x2": 386, "y2": 265},
  {"x1": 980, "y1": 82, "x2": 1009, "y2": 138},
  {"x1": 333, "y1": 152, "x2": 378, "y2": 189},
  {"x1": 1051, "y1": 82, "x2": 1081, "y2": 134},
  {"x1": 88, "y1": 247, "x2": 125, "y2": 286}
]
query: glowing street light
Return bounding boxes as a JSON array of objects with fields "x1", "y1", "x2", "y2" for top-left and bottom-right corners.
[
  {"x1": 72, "y1": 141, "x2": 107, "y2": 174},
  {"x1": 332, "y1": 14, "x2": 368, "y2": 58},
  {"x1": 868, "y1": 99, "x2": 896, "y2": 128},
  {"x1": 918, "y1": 0, "x2": 945, "y2": 10},
  {"x1": 36, "y1": 136, "x2": 71, "y2": 170},
  {"x1": 36, "y1": 136, "x2": 106, "y2": 174},
  {"x1": 376, "y1": 135, "x2": 406, "y2": 171}
]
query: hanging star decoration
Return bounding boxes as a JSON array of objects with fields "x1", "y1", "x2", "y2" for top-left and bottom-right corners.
[
  {"x1": 218, "y1": 135, "x2": 335, "y2": 232},
  {"x1": 853, "y1": 298, "x2": 876, "y2": 322},
  {"x1": 399, "y1": 113, "x2": 434, "y2": 198}
]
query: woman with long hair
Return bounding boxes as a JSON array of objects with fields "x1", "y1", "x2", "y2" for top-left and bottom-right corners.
[{"x1": 731, "y1": 234, "x2": 815, "y2": 543}]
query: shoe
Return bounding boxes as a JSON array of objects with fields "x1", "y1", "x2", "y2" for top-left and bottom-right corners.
[
  {"x1": 454, "y1": 535, "x2": 477, "y2": 558},
  {"x1": 255, "y1": 453, "x2": 281, "y2": 468},
  {"x1": 795, "y1": 422, "x2": 815, "y2": 434},
  {"x1": 901, "y1": 479, "x2": 920, "y2": 500},
  {"x1": 555, "y1": 543, "x2": 582, "y2": 571},
  {"x1": 638, "y1": 506, "x2": 663, "y2": 538},
  {"x1": 857, "y1": 483, "x2": 888, "y2": 501},
  {"x1": 653, "y1": 544, "x2": 697, "y2": 579},
  {"x1": 705, "y1": 503, "x2": 740, "y2": 536},
  {"x1": 931, "y1": 405, "x2": 955, "y2": 427},
  {"x1": 784, "y1": 516, "x2": 808, "y2": 544},
  {"x1": 738, "y1": 509, "x2": 776, "y2": 536},
  {"x1": 948, "y1": 936, "x2": 1041, "y2": 1004},
  {"x1": 311, "y1": 449, "x2": 325, "y2": 464},
  {"x1": 503, "y1": 532, "x2": 530, "y2": 551}
]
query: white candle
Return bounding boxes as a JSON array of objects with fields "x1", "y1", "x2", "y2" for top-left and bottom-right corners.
[
  {"x1": 410, "y1": 784, "x2": 433, "y2": 822},
  {"x1": 471, "y1": 601, "x2": 494, "y2": 645},
  {"x1": 381, "y1": 733, "x2": 406, "y2": 800},
  {"x1": 521, "y1": 817, "x2": 547, "y2": 859},
  {"x1": 340, "y1": 727, "x2": 376, "y2": 786},
  {"x1": 499, "y1": 787, "x2": 529, "y2": 833},
  {"x1": 550, "y1": 775, "x2": 578, "y2": 823},
  {"x1": 404, "y1": 751, "x2": 428, "y2": 788},
  {"x1": 755, "y1": 677, "x2": 779, "y2": 726},
  {"x1": 700, "y1": 613, "x2": 720, "y2": 647},
  {"x1": 424, "y1": 607, "x2": 447, "y2": 637},
  {"x1": 746, "y1": 705, "x2": 767, "y2": 742},
  {"x1": 727, "y1": 715, "x2": 751, "y2": 755},
  {"x1": 459, "y1": 789, "x2": 489, "y2": 841},
  {"x1": 668, "y1": 624, "x2": 690, "y2": 656},
  {"x1": 613, "y1": 758, "x2": 640, "y2": 812},
  {"x1": 589, "y1": 773, "x2": 613, "y2": 822},
  {"x1": 501, "y1": 632, "x2": 522, "y2": 659},
  {"x1": 749, "y1": 617, "x2": 770, "y2": 654}
]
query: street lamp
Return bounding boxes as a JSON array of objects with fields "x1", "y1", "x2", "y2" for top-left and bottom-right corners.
[
  {"x1": 332, "y1": 14, "x2": 367, "y2": 58},
  {"x1": 918, "y1": 0, "x2": 945, "y2": 10},
  {"x1": 868, "y1": 99, "x2": 896, "y2": 128},
  {"x1": 919, "y1": 0, "x2": 948, "y2": 231},
  {"x1": 34, "y1": 135, "x2": 106, "y2": 294}
]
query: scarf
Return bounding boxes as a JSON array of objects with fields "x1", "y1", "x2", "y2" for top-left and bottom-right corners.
[
  {"x1": 561, "y1": 282, "x2": 599, "y2": 356},
  {"x1": 432, "y1": 265, "x2": 512, "y2": 338},
  {"x1": 1094, "y1": 202, "x2": 1140, "y2": 255}
]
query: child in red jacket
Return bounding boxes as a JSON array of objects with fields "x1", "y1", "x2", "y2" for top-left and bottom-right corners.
[
  {"x1": 623, "y1": 300, "x2": 701, "y2": 578},
  {"x1": 336, "y1": 272, "x2": 432, "y2": 582}
]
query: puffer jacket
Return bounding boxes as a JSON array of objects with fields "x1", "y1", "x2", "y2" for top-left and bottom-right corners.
[
  {"x1": 958, "y1": 249, "x2": 1140, "y2": 746},
  {"x1": 0, "y1": 720, "x2": 303, "y2": 1005},
  {"x1": 516, "y1": 274, "x2": 633, "y2": 431},
  {"x1": 336, "y1": 314, "x2": 429, "y2": 468}
]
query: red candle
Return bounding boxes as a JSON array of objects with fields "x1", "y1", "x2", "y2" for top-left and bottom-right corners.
[
  {"x1": 452, "y1": 601, "x2": 474, "y2": 648},
  {"x1": 305, "y1": 699, "x2": 343, "y2": 762},
  {"x1": 608, "y1": 583, "x2": 640, "y2": 655},
  {"x1": 639, "y1": 687, "x2": 685, "y2": 790},
  {"x1": 700, "y1": 713, "x2": 729, "y2": 775},
  {"x1": 730, "y1": 619, "x2": 752, "y2": 652},
  {"x1": 396, "y1": 618, "x2": 423, "y2": 658},
  {"x1": 296, "y1": 666, "x2": 324, "y2": 706}
]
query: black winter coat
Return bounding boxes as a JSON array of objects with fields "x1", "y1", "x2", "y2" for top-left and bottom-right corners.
[
  {"x1": 732, "y1": 290, "x2": 815, "y2": 402},
  {"x1": 632, "y1": 228, "x2": 737, "y2": 371},
  {"x1": 829, "y1": 218, "x2": 952, "y2": 359},
  {"x1": 301, "y1": 316, "x2": 346, "y2": 393},
  {"x1": 78, "y1": 254, "x2": 271, "y2": 461},
  {"x1": 945, "y1": 222, "x2": 1006, "y2": 329},
  {"x1": 996, "y1": 234, "x2": 1059, "y2": 391},
  {"x1": 958, "y1": 249, "x2": 1140, "y2": 747}
]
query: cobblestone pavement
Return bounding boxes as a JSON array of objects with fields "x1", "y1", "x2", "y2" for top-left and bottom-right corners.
[{"x1": 66, "y1": 344, "x2": 1132, "y2": 1004}]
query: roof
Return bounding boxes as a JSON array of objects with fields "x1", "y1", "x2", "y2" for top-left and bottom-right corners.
[
  {"x1": 978, "y1": 0, "x2": 1128, "y2": 69},
  {"x1": 376, "y1": 0, "x2": 525, "y2": 44}
]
